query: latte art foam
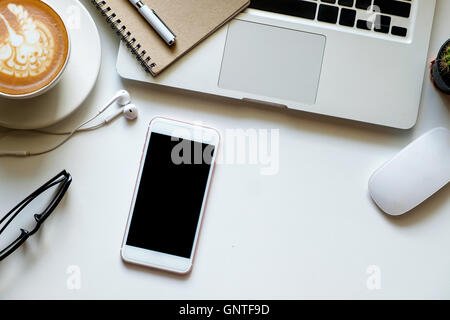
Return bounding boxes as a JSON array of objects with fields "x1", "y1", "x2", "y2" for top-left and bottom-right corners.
[
  {"x1": 0, "y1": 0, "x2": 69, "y2": 96},
  {"x1": 0, "y1": 4, "x2": 54, "y2": 78}
]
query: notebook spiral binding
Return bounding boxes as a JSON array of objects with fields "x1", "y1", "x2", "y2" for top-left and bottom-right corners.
[{"x1": 90, "y1": 0, "x2": 157, "y2": 73}]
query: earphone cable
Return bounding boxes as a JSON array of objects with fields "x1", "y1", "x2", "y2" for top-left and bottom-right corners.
[
  {"x1": 0, "y1": 90, "x2": 136, "y2": 157},
  {"x1": 0, "y1": 109, "x2": 107, "y2": 157},
  {"x1": 26, "y1": 110, "x2": 106, "y2": 156}
]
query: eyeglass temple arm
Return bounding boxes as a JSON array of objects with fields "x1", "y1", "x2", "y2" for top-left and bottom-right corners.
[
  {"x1": 0, "y1": 170, "x2": 71, "y2": 229},
  {"x1": 0, "y1": 229, "x2": 29, "y2": 261}
]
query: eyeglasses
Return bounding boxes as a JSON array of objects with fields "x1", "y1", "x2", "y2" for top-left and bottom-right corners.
[{"x1": 0, "y1": 170, "x2": 72, "y2": 261}]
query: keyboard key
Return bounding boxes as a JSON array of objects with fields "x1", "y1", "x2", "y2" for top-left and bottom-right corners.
[
  {"x1": 250, "y1": 0, "x2": 318, "y2": 20},
  {"x1": 318, "y1": 4, "x2": 339, "y2": 24},
  {"x1": 356, "y1": 0, "x2": 372, "y2": 10},
  {"x1": 339, "y1": 8, "x2": 356, "y2": 27},
  {"x1": 321, "y1": 0, "x2": 336, "y2": 3},
  {"x1": 391, "y1": 26, "x2": 407, "y2": 37},
  {"x1": 338, "y1": 0, "x2": 354, "y2": 7},
  {"x1": 357, "y1": 19, "x2": 373, "y2": 30},
  {"x1": 374, "y1": 14, "x2": 391, "y2": 33},
  {"x1": 373, "y1": 0, "x2": 411, "y2": 18}
]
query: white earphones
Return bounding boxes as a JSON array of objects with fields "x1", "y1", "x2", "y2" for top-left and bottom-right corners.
[
  {"x1": 0, "y1": 90, "x2": 139, "y2": 157},
  {"x1": 104, "y1": 104, "x2": 139, "y2": 123},
  {"x1": 98, "y1": 90, "x2": 131, "y2": 113}
]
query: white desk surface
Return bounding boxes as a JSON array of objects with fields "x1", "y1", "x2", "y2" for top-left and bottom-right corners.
[{"x1": 0, "y1": 0, "x2": 449, "y2": 299}]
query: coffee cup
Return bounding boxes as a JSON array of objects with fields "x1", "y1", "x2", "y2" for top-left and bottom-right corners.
[{"x1": 0, "y1": 0, "x2": 71, "y2": 99}]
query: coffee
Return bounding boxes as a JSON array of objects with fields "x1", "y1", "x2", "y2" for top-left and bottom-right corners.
[{"x1": 0, "y1": 0, "x2": 69, "y2": 96}]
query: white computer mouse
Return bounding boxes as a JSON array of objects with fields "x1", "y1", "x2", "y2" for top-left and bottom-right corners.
[{"x1": 369, "y1": 127, "x2": 450, "y2": 216}]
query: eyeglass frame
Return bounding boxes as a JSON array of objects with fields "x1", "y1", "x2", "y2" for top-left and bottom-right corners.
[{"x1": 0, "y1": 170, "x2": 72, "y2": 261}]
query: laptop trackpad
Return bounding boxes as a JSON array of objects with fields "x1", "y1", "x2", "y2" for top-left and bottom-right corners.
[{"x1": 219, "y1": 20, "x2": 326, "y2": 105}]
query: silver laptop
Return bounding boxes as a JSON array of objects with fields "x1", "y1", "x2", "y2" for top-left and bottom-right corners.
[{"x1": 117, "y1": 0, "x2": 436, "y2": 129}]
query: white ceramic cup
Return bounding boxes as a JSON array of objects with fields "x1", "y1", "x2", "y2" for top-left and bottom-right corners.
[{"x1": 0, "y1": 1, "x2": 71, "y2": 99}]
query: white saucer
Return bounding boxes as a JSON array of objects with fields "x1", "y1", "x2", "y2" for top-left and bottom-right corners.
[{"x1": 0, "y1": 0, "x2": 101, "y2": 129}]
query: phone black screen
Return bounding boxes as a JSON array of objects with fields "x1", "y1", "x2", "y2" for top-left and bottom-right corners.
[{"x1": 126, "y1": 132, "x2": 215, "y2": 259}]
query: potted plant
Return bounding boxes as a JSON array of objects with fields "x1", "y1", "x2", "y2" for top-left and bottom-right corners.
[{"x1": 431, "y1": 38, "x2": 450, "y2": 94}]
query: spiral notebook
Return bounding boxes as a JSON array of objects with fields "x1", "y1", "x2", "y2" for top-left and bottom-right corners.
[{"x1": 90, "y1": 0, "x2": 250, "y2": 76}]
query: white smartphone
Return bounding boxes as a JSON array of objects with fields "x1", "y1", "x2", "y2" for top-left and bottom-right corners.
[{"x1": 121, "y1": 117, "x2": 220, "y2": 274}]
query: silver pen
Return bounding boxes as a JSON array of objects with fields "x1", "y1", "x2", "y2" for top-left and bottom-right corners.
[{"x1": 128, "y1": 0, "x2": 176, "y2": 46}]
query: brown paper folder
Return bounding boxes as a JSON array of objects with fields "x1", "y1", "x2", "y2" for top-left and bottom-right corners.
[{"x1": 91, "y1": 0, "x2": 250, "y2": 76}]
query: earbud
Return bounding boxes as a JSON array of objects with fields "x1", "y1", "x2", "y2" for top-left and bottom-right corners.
[
  {"x1": 104, "y1": 104, "x2": 139, "y2": 123},
  {"x1": 116, "y1": 90, "x2": 132, "y2": 106},
  {"x1": 123, "y1": 104, "x2": 139, "y2": 120},
  {"x1": 99, "y1": 90, "x2": 132, "y2": 113}
]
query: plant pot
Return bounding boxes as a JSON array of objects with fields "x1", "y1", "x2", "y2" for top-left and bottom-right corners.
[{"x1": 431, "y1": 38, "x2": 450, "y2": 94}]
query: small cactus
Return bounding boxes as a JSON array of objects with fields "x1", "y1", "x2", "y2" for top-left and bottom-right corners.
[
  {"x1": 438, "y1": 44, "x2": 450, "y2": 77},
  {"x1": 444, "y1": 45, "x2": 450, "y2": 65}
]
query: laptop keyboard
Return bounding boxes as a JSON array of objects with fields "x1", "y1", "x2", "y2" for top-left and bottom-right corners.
[{"x1": 249, "y1": 0, "x2": 413, "y2": 39}]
